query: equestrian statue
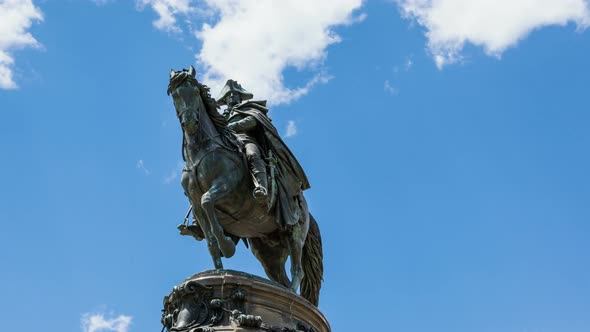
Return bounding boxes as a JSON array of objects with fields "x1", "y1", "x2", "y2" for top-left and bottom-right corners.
[{"x1": 168, "y1": 66, "x2": 323, "y2": 306}]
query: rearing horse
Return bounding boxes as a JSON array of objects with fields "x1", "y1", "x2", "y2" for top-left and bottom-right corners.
[{"x1": 168, "y1": 67, "x2": 323, "y2": 305}]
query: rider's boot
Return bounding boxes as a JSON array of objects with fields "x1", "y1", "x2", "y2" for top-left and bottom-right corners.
[{"x1": 250, "y1": 156, "x2": 268, "y2": 201}]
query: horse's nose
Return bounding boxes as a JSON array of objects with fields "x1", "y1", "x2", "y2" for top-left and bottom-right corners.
[
  {"x1": 180, "y1": 109, "x2": 197, "y2": 126},
  {"x1": 178, "y1": 109, "x2": 190, "y2": 120}
]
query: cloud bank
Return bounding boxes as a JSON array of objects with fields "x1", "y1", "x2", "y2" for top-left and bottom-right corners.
[
  {"x1": 140, "y1": 0, "x2": 363, "y2": 105},
  {"x1": 397, "y1": 0, "x2": 590, "y2": 68},
  {"x1": 0, "y1": 0, "x2": 43, "y2": 89},
  {"x1": 81, "y1": 313, "x2": 132, "y2": 332}
]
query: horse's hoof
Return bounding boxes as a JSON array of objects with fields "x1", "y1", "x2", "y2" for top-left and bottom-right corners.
[
  {"x1": 178, "y1": 224, "x2": 193, "y2": 237},
  {"x1": 186, "y1": 225, "x2": 205, "y2": 240},
  {"x1": 219, "y1": 238, "x2": 236, "y2": 258}
]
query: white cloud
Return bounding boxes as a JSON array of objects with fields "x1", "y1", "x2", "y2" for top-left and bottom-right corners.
[
  {"x1": 285, "y1": 120, "x2": 297, "y2": 138},
  {"x1": 136, "y1": 159, "x2": 151, "y2": 175},
  {"x1": 81, "y1": 313, "x2": 132, "y2": 332},
  {"x1": 137, "y1": 0, "x2": 194, "y2": 33},
  {"x1": 0, "y1": 0, "x2": 43, "y2": 89},
  {"x1": 140, "y1": 0, "x2": 363, "y2": 105},
  {"x1": 397, "y1": 0, "x2": 590, "y2": 68}
]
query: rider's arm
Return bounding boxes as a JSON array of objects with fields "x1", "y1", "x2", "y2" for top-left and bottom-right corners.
[{"x1": 227, "y1": 115, "x2": 257, "y2": 133}]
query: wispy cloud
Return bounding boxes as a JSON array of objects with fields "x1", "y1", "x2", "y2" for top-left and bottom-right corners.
[
  {"x1": 163, "y1": 161, "x2": 184, "y2": 184},
  {"x1": 81, "y1": 313, "x2": 132, "y2": 332},
  {"x1": 393, "y1": 55, "x2": 413, "y2": 73},
  {"x1": 403, "y1": 57, "x2": 413, "y2": 71},
  {"x1": 0, "y1": 0, "x2": 43, "y2": 89},
  {"x1": 163, "y1": 170, "x2": 178, "y2": 184},
  {"x1": 138, "y1": 0, "x2": 363, "y2": 105},
  {"x1": 285, "y1": 120, "x2": 297, "y2": 138},
  {"x1": 90, "y1": 0, "x2": 114, "y2": 5},
  {"x1": 384, "y1": 80, "x2": 398, "y2": 95},
  {"x1": 136, "y1": 159, "x2": 151, "y2": 175},
  {"x1": 396, "y1": 0, "x2": 590, "y2": 68}
]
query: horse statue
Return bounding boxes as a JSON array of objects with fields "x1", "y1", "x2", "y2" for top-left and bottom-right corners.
[{"x1": 167, "y1": 67, "x2": 323, "y2": 306}]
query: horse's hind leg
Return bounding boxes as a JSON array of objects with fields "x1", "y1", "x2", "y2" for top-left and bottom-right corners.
[
  {"x1": 249, "y1": 237, "x2": 290, "y2": 287},
  {"x1": 288, "y1": 195, "x2": 310, "y2": 292},
  {"x1": 201, "y1": 179, "x2": 236, "y2": 258},
  {"x1": 194, "y1": 205, "x2": 223, "y2": 269},
  {"x1": 288, "y1": 222, "x2": 308, "y2": 292}
]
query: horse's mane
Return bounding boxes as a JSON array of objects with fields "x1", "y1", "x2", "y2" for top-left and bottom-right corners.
[{"x1": 168, "y1": 70, "x2": 242, "y2": 161}]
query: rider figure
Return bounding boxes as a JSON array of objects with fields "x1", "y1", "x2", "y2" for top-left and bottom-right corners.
[
  {"x1": 217, "y1": 80, "x2": 310, "y2": 225},
  {"x1": 217, "y1": 80, "x2": 269, "y2": 199}
]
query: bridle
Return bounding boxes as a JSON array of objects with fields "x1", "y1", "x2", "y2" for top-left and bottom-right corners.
[{"x1": 175, "y1": 83, "x2": 201, "y2": 132}]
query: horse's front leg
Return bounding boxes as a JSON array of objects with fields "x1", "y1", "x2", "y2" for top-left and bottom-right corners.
[
  {"x1": 201, "y1": 179, "x2": 236, "y2": 258},
  {"x1": 194, "y1": 205, "x2": 223, "y2": 269},
  {"x1": 183, "y1": 171, "x2": 223, "y2": 268}
]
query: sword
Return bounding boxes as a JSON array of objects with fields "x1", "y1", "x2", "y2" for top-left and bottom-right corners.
[
  {"x1": 183, "y1": 204, "x2": 193, "y2": 226},
  {"x1": 267, "y1": 151, "x2": 278, "y2": 212}
]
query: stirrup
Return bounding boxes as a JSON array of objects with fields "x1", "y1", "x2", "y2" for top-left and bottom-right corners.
[{"x1": 253, "y1": 186, "x2": 268, "y2": 198}]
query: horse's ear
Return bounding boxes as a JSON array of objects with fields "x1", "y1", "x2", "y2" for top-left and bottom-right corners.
[
  {"x1": 170, "y1": 69, "x2": 175, "y2": 79},
  {"x1": 189, "y1": 65, "x2": 196, "y2": 78}
]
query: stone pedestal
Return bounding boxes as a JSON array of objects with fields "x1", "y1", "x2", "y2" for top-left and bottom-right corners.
[{"x1": 161, "y1": 270, "x2": 330, "y2": 332}]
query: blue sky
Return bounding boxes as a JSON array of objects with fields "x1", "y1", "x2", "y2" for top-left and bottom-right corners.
[{"x1": 1, "y1": 1, "x2": 590, "y2": 332}]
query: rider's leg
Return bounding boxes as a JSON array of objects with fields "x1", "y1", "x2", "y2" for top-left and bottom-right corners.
[{"x1": 245, "y1": 143, "x2": 268, "y2": 197}]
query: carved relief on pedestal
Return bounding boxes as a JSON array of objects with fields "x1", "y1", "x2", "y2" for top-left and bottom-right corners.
[{"x1": 161, "y1": 270, "x2": 330, "y2": 332}]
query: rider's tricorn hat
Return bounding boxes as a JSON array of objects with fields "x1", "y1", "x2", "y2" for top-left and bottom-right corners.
[{"x1": 216, "y1": 79, "x2": 253, "y2": 106}]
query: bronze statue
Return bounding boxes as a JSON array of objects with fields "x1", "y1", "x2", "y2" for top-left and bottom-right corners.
[{"x1": 168, "y1": 66, "x2": 323, "y2": 306}]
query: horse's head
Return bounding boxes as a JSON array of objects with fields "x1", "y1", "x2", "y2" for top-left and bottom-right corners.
[{"x1": 168, "y1": 66, "x2": 201, "y2": 135}]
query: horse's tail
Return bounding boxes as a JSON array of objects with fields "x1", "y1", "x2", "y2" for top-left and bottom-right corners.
[{"x1": 301, "y1": 213, "x2": 323, "y2": 306}]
